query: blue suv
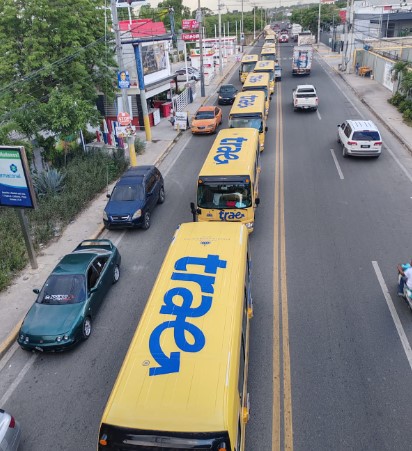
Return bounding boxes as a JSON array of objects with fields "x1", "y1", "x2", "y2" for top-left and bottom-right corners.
[{"x1": 103, "y1": 166, "x2": 165, "y2": 230}]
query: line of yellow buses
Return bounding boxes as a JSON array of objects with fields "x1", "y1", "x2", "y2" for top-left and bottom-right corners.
[{"x1": 97, "y1": 43, "x2": 277, "y2": 451}]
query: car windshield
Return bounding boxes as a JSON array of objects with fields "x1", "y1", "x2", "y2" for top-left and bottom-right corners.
[
  {"x1": 297, "y1": 92, "x2": 316, "y2": 98},
  {"x1": 229, "y1": 117, "x2": 263, "y2": 132},
  {"x1": 220, "y1": 86, "x2": 236, "y2": 93},
  {"x1": 243, "y1": 86, "x2": 268, "y2": 98},
  {"x1": 37, "y1": 274, "x2": 86, "y2": 305},
  {"x1": 352, "y1": 130, "x2": 380, "y2": 141},
  {"x1": 111, "y1": 184, "x2": 144, "y2": 201},
  {"x1": 195, "y1": 111, "x2": 214, "y2": 120},
  {"x1": 198, "y1": 182, "x2": 252, "y2": 209}
]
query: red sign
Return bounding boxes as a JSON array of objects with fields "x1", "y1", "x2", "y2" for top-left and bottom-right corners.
[
  {"x1": 182, "y1": 33, "x2": 200, "y2": 41},
  {"x1": 182, "y1": 19, "x2": 199, "y2": 30},
  {"x1": 117, "y1": 112, "x2": 131, "y2": 126}
]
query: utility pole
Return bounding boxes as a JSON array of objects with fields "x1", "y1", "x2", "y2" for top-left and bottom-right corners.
[
  {"x1": 345, "y1": 0, "x2": 355, "y2": 73},
  {"x1": 110, "y1": 0, "x2": 137, "y2": 166},
  {"x1": 317, "y1": 0, "x2": 321, "y2": 47},
  {"x1": 241, "y1": 0, "x2": 244, "y2": 51},
  {"x1": 218, "y1": 0, "x2": 223, "y2": 76},
  {"x1": 197, "y1": 2, "x2": 206, "y2": 97},
  {"x1": 133, "y1": 44, "x2": 152, "y2": 142},
  {"x1": 253, "y1": 6, "x2": 256, "y2": 40},
  {"x1": 341, "y1": 0, "x2": 350, "y2": 71}
]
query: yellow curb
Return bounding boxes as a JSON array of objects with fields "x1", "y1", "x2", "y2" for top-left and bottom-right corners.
[
  {"x1": 0, "y1": 320, "x2": 23, "y2": 360},
  {"x1": 89, "y1": 224, "x2": 105, "y2": 240}
]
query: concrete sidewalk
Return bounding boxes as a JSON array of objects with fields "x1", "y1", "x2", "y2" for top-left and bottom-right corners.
[
  {"x1": 315, "y1": 43, "x2": 412, "y2": 154},
  {"x1": 0, "y1": 54, "x2": 240, "y2": 359}
]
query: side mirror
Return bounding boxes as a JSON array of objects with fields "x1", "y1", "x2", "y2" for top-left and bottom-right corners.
[
  {"x1": 106, "y1": 194, "x2": 111, "y2": 198},
  {"x1": 265, "y1": 126, "x2": 268, "y2": 132},
  {"x1": 255, "y1": 198, "x2": 260, "y2": 206},
  {"x1": 33, "y1": 288, "x2": 40, "y2": 294}
]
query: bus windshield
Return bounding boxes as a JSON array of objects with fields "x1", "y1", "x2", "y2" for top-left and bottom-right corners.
[
  {"x1": 241, "y1": 62, "x2": 256, "y2": 72},
  {"x1": 229, "y1": 116, "x2": 263, "y2": 132},
  {"x1": 197, "y1": 181, "x2": 252, "y2": 209},
  {"x1": 244, "y1": 86, "x2": 268, "y2": 98}
]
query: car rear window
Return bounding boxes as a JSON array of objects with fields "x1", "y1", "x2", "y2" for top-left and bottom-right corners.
[
  {"x1": 220, "y1": 86, "x2": 235, "y2": 92},
  {"x1": 352, "y1": 130, "x2": 380, "y2": 141},
  {"x1": 297, "y1": 92, "x2": 316, "y2": 98}
]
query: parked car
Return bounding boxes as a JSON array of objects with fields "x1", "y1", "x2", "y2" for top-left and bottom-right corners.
[
  {"x1": 104, "y1": 166, "x2": 165, "y2": 230},
  {"x1": 0, "y1": 409, "x2": 21, "y2": 451},
  {"x1": 17, "y1": 240, "x2": 121, "y2": 352},
  {"x1": 217, "y1": 84, "x2": 238, "y2": 105},
  {"x1": 175, "y1": 67, "x2": 200, "y2": 81},
  {"x1": 337, "y1": 119, "x2": 382, "y2": 158},
  {"x1": 279, "y1": 34, "x2": 289, "y2": 43},
  {"x1": 191, "y1": 106, "x2": 223, "y2": 134}
]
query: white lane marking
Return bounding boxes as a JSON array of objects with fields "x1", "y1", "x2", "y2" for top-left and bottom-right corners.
[
  {"x1": 318, "y1": 57, "x2": 412, "y2": 185},
  {"x1": 0, "y1": 353, "x2": 37, "y2": 405},
  {"x1": 0, "y1": 343, "x2": 19, "y2": 374},
  {"x1": 372, "y1": 261, "x2": 412, "y2": 371},
  {"x1": 113, "y1": 230, "x2": 126, "y2": 247},
  {"x1": 161, "y1": 133, "x2": 193, "y2": 177},
  {"x1": 316, "y1": 109, "x2": 322, "y2": 121},
  {"x1": 330, "y1": 149, "x2": 344, "y2": 180}
]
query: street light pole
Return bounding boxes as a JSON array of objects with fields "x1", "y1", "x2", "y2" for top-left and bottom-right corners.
[
  {"x1": 218, "y1": 0, "x2": 223, "y2": 76},
  {"x1": 317, "y1": 0, "x2": 321, "y2": 46},
  {"x1": 197, "y1": 1, "x2": 206, "y2": 97},
  {"x1": 110, "y1": 0, "x2": 137, "y2": 166}
]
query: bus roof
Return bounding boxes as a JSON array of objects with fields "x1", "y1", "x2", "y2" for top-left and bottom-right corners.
[
  {"x1": 101, "y1": 221, "x2": 248, "y2": 433},
  {"x1": 229, "y1": 91, "x2": 266, "y2": 117},
  {"x1": 241, "y1": 54, "x2": 259, "y2": 63},
  {"x1": 198, "y1": 128, "x2": 259, "y2": 178},
  {"x1": 243, "y1": 72, "x2": 270, "y2": 88},
  {"x1": 254, "y1": 60, "x2": 275, "y2": 71},
  {"x1": 261, "y1": 46, "x2": 276, "y2": 54}
]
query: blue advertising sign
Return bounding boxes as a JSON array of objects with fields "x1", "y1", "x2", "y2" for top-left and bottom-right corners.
[
  {"x1": 117, "y1": 70, "x2": 130, "y2": 89},
  {"x1": 0, "y1": 146, "x2": 37, "y2": 208}
]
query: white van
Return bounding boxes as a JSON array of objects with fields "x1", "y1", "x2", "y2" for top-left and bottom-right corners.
[{"x1": 337, "y1": 120, "x2": 382, "y2": 158}]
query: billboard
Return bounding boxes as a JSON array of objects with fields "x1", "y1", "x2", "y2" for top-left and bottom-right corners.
[
  {"x1": 0, "y1": 146, "x2": 37, "y2": 208},
  {"x1": 182, "y1": 19, "x2": 199, "y2": 30},
  {"x1": 141, "y1": 43, "x2": 168, "y2": 76}
]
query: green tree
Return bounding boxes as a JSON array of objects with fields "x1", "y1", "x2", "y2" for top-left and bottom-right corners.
[
  {"x1": 0, "y1": 0, "x2": 116, "y2": 141},
  {"x1": 291, "y1": 4, "x2": 341, "y2": 36}
]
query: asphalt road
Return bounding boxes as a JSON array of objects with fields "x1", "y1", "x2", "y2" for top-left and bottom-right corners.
[{"x1": 2, "y1": 38, "x2": 412, "y2": 450}]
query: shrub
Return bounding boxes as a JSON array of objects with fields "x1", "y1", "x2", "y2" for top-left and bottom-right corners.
[
  {"x1": 402, "y1": 108, "x2": 412, "y2": 123},
  {"x1": 388, "y1": 92, "x2": 405, "y2": 107},
  {"x1": 398, "y1": 99, "x2": 412, "y2": 113},
  {"x1": 0, "y1": 150, "x2": 127, "y2": 292},
  {"x1": 134, "y1": 137, "x2": 146, "y2": 155},
  {"x1": 33, "y1": 168, "x2": 66, "y2": 197}
]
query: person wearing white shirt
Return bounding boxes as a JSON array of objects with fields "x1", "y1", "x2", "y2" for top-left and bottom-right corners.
[{"x1": 397, "y1": 261, "x2": 412, "y2": 296}]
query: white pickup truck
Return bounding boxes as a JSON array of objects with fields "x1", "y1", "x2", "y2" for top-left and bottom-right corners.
[{"x1": 292, "y1": 84, "x2": 318, "y2": 111}]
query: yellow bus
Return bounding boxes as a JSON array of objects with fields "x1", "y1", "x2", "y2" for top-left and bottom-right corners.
[
  {"x1": 239, "y1": 54, "x2": 258, "y2": 83},
  {"x1": 254, "y1": 60, "x2": 275, "y2": 95},
  {"x1": 260, "y1": 45, "x2": 277, "y2": 62},
  {"x1": 191, "y1": 128, "x2": 261, "y2": 232},
  {"x1": 264, "y1": 34, "x2": 276, "y2": 45},
  {"x1": 229, "y1": 92, "x2": 267, "y2": 152},
  {"x1": 98, "y1": 221, "x2": 253, "y2": 451},
  {"x1": 242, "y1": 72, "x2": 271, "y2": 117}
]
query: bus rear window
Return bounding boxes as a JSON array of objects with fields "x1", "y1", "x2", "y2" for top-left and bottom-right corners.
[{"x1": 98, "y1": 426, "x2": 230, "y2": 451}]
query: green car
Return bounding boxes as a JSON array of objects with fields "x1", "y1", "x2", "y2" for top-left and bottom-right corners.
[{"x1": 18, "y1": 239, "x2": 121, "y2": 352}]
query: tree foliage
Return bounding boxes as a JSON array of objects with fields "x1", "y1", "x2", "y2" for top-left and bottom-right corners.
[
  {"x1": 0, "y1": 0, "x2": 117, "y2": 141},
  {"x1": 139, "y1": 0, "x2": 191, "y2": 30},
  {"x1": 291, "y1": 4, "x2": 341, "y2": 36}
]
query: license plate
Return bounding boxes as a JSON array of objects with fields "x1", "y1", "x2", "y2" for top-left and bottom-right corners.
[
  {"x1": 361, "y1": 145, "x2": 370, "y2": 148},
  {"x1": 35, "y1": 346, "x2": 44, "y2": 352}
]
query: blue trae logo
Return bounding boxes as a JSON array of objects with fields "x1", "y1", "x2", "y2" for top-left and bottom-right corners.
[
  {"x1": 219, "y1": 211, "x2": 245, "y2": 220},
  {"x1": 213, "y1": 137, "x2": 248, "y2": 165},
  {"x1": 236, "y1": 94, "x2": 258, "y2": 109},
  {"x1": 149, "y1": 254, "x2": 227, "y2": 376},
  {"x1": 249, "y1": 74, "x2": 263, "y2": 83}
]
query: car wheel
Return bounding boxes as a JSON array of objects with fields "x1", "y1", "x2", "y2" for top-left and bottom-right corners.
[
  {"x1": 337, "y1": 135, "x2": 341, "y2": 144},
  {"x1": 142, "y1": 211, "x2": 151, "y2": 230},
  {"x1": 82, "y1": 317, "x2": 92, "y2": 340},
  {"x1": 158, "y1": 186, "x2": 165, "y2": 204},
  {"x1": 342, "y1": 144, "x2": 348, "y2": 158},
  {"x1": 112, "y1": 264, "x2": 120, "y2": 284}
]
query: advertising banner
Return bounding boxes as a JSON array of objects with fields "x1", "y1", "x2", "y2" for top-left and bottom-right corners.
[
  {"x1": 118, "y1": 70, "x2": 131, "y2": 89},
  {"x1": 141, "y1": 43, "x2": 168, "y2": 76},
  {"x1": 0, "y1": 146, "x2": 37, "y2": 208},
  {"x1": 182, "y1": 33, "x2": 200, "y2": 41},
  {"x1": 182, "y1": 19, "x2": 199, "y2": 30},
  {"x1": 174, "y1": 112, "x2": 188, "y2": 130}
]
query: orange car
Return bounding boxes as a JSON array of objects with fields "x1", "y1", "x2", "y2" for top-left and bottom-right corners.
[{"x1": 191, "y1": 106, "x2": 223, "y2": 134}]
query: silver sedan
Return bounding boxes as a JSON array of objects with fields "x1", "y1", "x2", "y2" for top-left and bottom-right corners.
[{"x1": 0, "y1": 409, "x2": 21, "y2": 451}]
